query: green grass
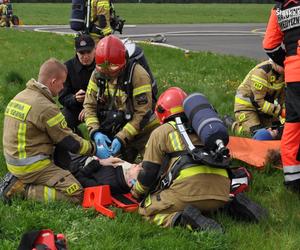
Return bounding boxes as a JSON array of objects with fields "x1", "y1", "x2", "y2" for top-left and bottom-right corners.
[
  {"x1": 12, "y1": 3, "x2": 273, "y2": 25},
  {"x1": 1, "y1": 28, "x2": 300, "y2": 250}
]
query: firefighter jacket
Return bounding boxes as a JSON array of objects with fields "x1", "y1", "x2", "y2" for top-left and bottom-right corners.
[
  {"x1": 59, "y1": 55, "x2": 95, "y2": 112},
  {"x1": 84, "y1": 63, "x2": 155, "y2": 146},
  {"x1": 90, "y1": 0, "x2": 112, "y2": 37},
  {"x1": 234, "y1": 60, "x2": 285, "y2": 117},
  {"x1": 3, "y1": 79, "x2": 95, "y2": 177},
  {"x1": 0, "y1": 4, "x2": 7, "y2": 15},
  {"x1": 263, "y1": 1, "x2": 300, "y2": 82},
  {"x1": 131, "y1": 121, "x2": 229, "y2": 199}
]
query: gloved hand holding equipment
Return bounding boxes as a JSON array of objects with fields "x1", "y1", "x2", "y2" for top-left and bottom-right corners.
[
  {"x1": 111, "y1": 137, "x2": 122, "y2": 155},
  {"x1": 93, "y1": 132, "x2": 111, "y2": 159}
]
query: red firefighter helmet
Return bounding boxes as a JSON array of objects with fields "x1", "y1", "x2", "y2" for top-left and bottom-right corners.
[
  {"x1": 155, "y1": 87, "x2": 188, "y2": 124},
  {"x1": 95, "y1": 35, "x2": 126, "y2": 79}
]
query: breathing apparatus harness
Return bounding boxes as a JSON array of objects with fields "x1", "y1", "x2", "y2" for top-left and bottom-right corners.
[
  {"x1": 158, "y1": 117, "x2": 230, "y2": 191},
  {"x1": 95, "y1": 62, "x2": 135, "y2": 138}
]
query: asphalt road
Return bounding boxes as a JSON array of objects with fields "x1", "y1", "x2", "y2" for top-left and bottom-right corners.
[{"x1": 16, "y1": 23, "x2": 267, "y2": 60}]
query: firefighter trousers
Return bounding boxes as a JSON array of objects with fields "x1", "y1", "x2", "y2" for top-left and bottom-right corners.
[
  {"x1": 234, "y1": 110, "x2": 275, "y2": 135},
  {"x1": 17, "y1": 163, "x2": 83, "y2": 204},
  {"x1": 282, "y1": 82, "x2": 300, "y2": 185},
  {"x1": 138, "y1": 173, "x2": 230, "y2": 228}
]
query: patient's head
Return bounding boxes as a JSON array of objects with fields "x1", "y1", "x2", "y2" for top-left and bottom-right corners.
[{"x1": 123, "y1": 163, "x2": 142, "y2": 187}]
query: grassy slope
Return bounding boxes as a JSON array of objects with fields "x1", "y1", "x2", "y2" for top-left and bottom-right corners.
[
  {"x1": 13, "y1": 3, "x2": 273, "y2": 25},
  {"x1": 1, "y1": 28, "x2": 300, "y2": 250}
]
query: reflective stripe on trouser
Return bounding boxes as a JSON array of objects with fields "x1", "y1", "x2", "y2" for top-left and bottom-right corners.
[
  {"x1": 281, "y1": 122, "x2": 300, "y2": 183},
  {"x1": 138, "y1": 171, "x2": 230, "y2": 228},
  {"x1": 19, "y1": 163, "x2": 83, "y2": 204}
]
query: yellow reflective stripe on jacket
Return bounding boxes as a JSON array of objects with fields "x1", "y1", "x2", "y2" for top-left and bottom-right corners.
[
  {"x1": 44, "y1": 186, "x2": 56, "y2": 203},
  {"x1": 87, "y1": 80, "x2": 98, "y2": 94},
  {"x1": 235, "y1": 96, "x2": 253, "y2": 107},
  {"x1": 272, "y1": 82, "x2": 285, "y2": 90},
  {"x1": 124, "y1": 123, "x2": 138, "y2": 136},
  {"x1": 17, "y1": 123, "x2": 27, "y2": 159},
  {"x1": 86, "y1": 117, "x2": 99, "y2": 126},
  {"x1": 7, "y1": 159, "x2": 51, "y2": 175},
  {"x1": 251, "y1": 75, "x2": 268, "y2": 85},
  {"x1": 262, "y1": 101, "x2": 272, "y2": 113},
  {"x1": 46, "y1": 112, "x2": 65, "y2": 127},
  {"x1": 153, "y1": 214, "x2": 167, "y2": 226},
  {"x1": 79, "y1": 140, "x2": 90, "y2": 154},
  {"x1": 97, "y1": 0, "x2": 110, "y2": 9},
  {"x1": 5, "y1": 100, "x2": 31, "y2": 121},
  {"x1": 176, "y1": 165, "x2": 228, "y2": 181},
  {"x1": 135, "y1": 181, "x2": 146, "y2": 194},
  {"x1": 133, "y1": 84, "x2": 152, "y2": 96},
  {"x1": 252, "y1": 75, "x2": 284, "y2": 90},
  {"x1": 169, "y1": 130, "x2": 184, "y2": 151},
  {"x1": 102, "y1": 26, "x2": 112, "y2": 35}
]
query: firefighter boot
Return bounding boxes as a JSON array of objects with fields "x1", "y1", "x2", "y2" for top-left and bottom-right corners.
[
  {"x1": 178, "y1": 205, "x2": 224, "y2": 233},
  {"x1": 0, "y1": 173, "x2": 26, "y2": 203},
  {"x1": 224, "y1": 193, "x2": 268, "y2": 222}
]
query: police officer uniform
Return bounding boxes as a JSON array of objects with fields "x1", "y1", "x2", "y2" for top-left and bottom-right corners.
[
  {"x1": 233, "y1": 60, "x2": 285, "y2": 135},
  {"x1": 3, "y1": 79, "x2": 95, "y2": 203},
  {"x1": 59, "y1": 35, "x2": 95, "y2": 135},
  {"x1": 131, "y1": 122, "x2": 230, "y2": 227},
  {"x1": 84, "y1": 63, "x2": 159, "y2": 162}
]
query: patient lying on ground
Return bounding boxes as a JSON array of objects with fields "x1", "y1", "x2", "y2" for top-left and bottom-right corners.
[{"x1": 54, "y1": 149, "x2": 142, "y2": 194}]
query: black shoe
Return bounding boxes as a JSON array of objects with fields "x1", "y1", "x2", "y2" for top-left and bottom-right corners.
[
  {"x1": 222, "y1": 115, "x2": 235, "y2": 130},
  {"x1": 179, "y1": 205, "x2": 224, "y2": 233},
  {"x1": 225, "y1": 193, "x2": 268, "y2": 222},
  {"x1": 0, "y1": 172, "x2": 24, "y2": 203}
]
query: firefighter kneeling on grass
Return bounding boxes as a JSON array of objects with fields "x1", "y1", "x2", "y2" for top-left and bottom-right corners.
[
  {"x1": 83, "y1": 35, "x2": 159, "y2": 162},
  {"x1": 131, "y1": 87, "x2": 267, "y2": 232},
  {"x1": 231, "y1": 59, "x2": 285, "y2": 136},
  {"x1": 0, "y1": 58, "x2": 111, "y2": 204}
]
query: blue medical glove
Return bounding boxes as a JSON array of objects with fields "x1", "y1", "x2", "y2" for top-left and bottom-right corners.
[
  {"x1": 96, "y1": 144, "x2": 112, "y2": 159},
  {"x1": 111, "y1": 138, "x2": 122, "y2": 155},
  {"x1": 93, "y1": 132, "x2": 111, "y2": 150}
]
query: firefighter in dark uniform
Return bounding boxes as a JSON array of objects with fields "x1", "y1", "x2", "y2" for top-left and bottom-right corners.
[
  {"x1": 263, "y1": 0, "x2": 300, "y2": 192},
  {"x1": 59, "y1": 34, "x2": 96, "y2": 136},
  {"x1": 233, "y1": 60, "x2": 285, "y2": 135},
  {"x1": 131, "y1": 87, "x2": 268, "y2": 231},
  {"x1": 83, "y1": 35, "x2": 159, "y2": 162},
  {"x1": 0, "y1": 58, "x2": 107, "y2": 204}
]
